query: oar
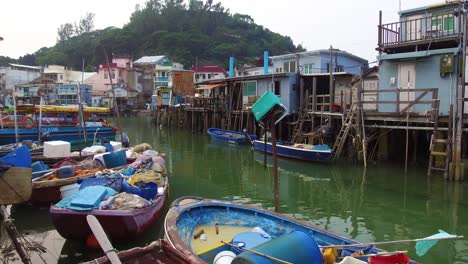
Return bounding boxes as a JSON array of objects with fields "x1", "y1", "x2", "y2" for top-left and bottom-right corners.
[
  {"x1": 320, "y1": 230, "x2": 462, "y2": 257},
  {"x1": 31, "y1": 169, "x2": 58, "y2": 182},
  {"x1": 86, "y1": 215, "x2": 122, "y2": 264},
  {"x1": 222, "y1": 241, "x2": 291, "y2": 264}
]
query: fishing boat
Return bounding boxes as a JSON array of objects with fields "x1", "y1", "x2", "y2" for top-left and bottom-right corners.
[
  {"x1": 164, "y1": 197, "x2": 415, "y2": 264},
  {"x1": 49, "y1": 159, "x2": 168, "y2": 242},
  {"x1": 207, "y1": 128, "x2": 256, "y2": 145},
  {"x1": 0, "y1": 104, "x2": 116, "y2": 145},
  {"x1": 253, "y1": 140, "x2": 333, "y2": 161},
  {"x1": 87, "y1": 239, "x2": 191, "y2": 264},
  {"x1": 30, "y1": 169, "x2": 98, "y2": 204},
  {"x1": 0, "y1": 146, "x2": 32, "y2": 204}
]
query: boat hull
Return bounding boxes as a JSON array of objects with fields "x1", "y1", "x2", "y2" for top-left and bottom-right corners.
[
  {"x1": 31, "y1": 173, "x2": 97, "y2": 204},
  {"x1": 164, "y1": 197, "x2": 413, "y2": 264},
  {"x1": 207, "y1": 128, "x2": 255, "y2": 144},
  {"x1": 87, "y1": 239, "x2": 191, "y2": 264},
  {"x1": 253, "y1": 140, "x2": 332, "y2": 161},
  {"x1": 50, "y1": 188, "x2": 167, "y2": 242},
  {"x1": 0, "y1": 126, "x2": 116, "y2": 145}
]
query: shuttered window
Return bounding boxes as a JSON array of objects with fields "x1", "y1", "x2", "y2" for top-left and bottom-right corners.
[{"x1": 242, "y1": 81, "x2": 257, "y2": 96}]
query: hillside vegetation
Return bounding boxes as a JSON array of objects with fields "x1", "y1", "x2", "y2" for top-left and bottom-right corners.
[{"x1": 5, "y1": 0, "x2": 304, "y2": 70}]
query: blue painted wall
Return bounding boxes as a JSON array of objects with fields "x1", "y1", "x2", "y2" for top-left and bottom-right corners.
[
  {"x1": 319, "y1": 53, "x2": 367, "y2": 74},
  {"x1": 254, "y1": 74, "x2": 296, "y2": 114},
  {"x1": 378, "y1": 55, "x2": 457, "y2": 115}
]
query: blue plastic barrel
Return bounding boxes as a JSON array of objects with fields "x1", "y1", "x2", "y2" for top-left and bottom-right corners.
[
  {"x1": 103, "y1": 150, "x2": 127, "y2": 168},
  {"x1": 232, "y1": 230, "x2": 323, "y2": 264}
]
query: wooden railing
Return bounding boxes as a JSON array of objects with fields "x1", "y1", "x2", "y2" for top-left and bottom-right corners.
[
  {"x1": 185, "y1": 96, "x2": 224, "y2": 111},
  {"x1": 378, "y1": 14, "x2": 460, "y2": 47},
  {"x1": 361, "y1": 88, "x2": 439, "y2": 116}
]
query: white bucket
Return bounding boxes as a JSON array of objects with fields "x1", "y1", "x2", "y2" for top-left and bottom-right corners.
[
  {"x1": 213, "y1": 250, "x2": 236, "y2": 264},
  {"x1": 60, "y1": 183, "x2": 80, "y2": 198}
]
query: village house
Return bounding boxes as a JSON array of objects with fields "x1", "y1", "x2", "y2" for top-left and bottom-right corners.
[
  {"x1": 133, "y1": 55, "x2": 170, "y2": 105},
  {"x1": 376, "y1": 1, "x2": 467, "y2": 179},
  {"x1": 0, "y1": 63, "x2": 41, "y2": 105}
]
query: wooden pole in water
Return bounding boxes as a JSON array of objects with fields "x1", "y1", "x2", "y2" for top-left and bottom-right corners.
[
  {"x1": 1, "y1": 206, "x2": 31, "y2": 264},
  {"x1": 271, "y1": 118, "x2": 279, "y2": 212},
  {"x1": 13, "y1": 96, "x2": 18, "y2": 144},
  {"x1": 102, "y1": 48, "x2": 124, "y2": 144}
]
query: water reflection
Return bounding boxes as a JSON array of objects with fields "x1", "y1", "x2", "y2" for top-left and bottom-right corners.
[{"x1": 3, "y1": 117, "x2": 468, "y2": 263}]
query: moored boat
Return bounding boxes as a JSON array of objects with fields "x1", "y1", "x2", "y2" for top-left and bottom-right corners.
[
  {"x1": 253, "y1": 140, "x2": 333, "y2": 161},
  {"x1": 0, "y1": 104, "x2": 116, "y2": 145},
  {"x1": 164, "y1": 197, "x2": 414, "y2": 264},
  {"x1": 0, "y1": 146, "x2": 33, "y2": 204},
  {"x1": 86, "y1": 239, "x2": 191, "y2": 264},
  {"x1": 50, "y1": 151, "x2": 168, "y2": 242},
  {"x1": 207, "y1": 128, "x2": 256, "y2": 144}
]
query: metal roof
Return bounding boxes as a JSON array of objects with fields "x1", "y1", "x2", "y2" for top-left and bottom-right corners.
[
  {"x1": 301, "y1": 72, "x2": 355, "y2": 77},
  {"x1": 9, "y1": 63, "x2": 41, "y2": 70},
  {"x1": 133, "y1": 56, "x2": 167, "y2": 65}
]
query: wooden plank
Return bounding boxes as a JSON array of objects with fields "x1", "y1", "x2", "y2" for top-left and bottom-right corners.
[
  {"x1": 399, "y1": 90, "x2": 430, "y2": 114},
  {"x1": 0, "y1": 167, "x2": 32, "y2": 204},
  {"x1": 431, "y1": 151, "x2": 448, "y2": 156}
]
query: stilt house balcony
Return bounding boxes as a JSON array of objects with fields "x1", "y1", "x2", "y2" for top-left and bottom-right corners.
[{"x1": 378, "y1": 13, "x2": 461, "y2": 54}]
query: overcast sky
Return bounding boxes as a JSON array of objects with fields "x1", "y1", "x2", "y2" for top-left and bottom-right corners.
[{"x1": 1, "y1": 0, "x2": 442, "y2": 63}]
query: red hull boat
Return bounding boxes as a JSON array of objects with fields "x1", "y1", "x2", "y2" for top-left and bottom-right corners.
[
  {"x1": 87, "y1": 239, "x2": 190, "y2": 264},
  {"x1": 49, "y1": 176, "x2": 168, "y2": 242}
]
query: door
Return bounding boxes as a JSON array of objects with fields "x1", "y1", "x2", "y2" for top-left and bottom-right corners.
[
  {"x1": 406, "y1": 14, "x2": 423, "y2": 41},
  {"x1": 363, "y1": 79, "x2": 378, "y2": 111},
  {"x1": 398, "y1": 63, "x2": 416, "y2": 112}
]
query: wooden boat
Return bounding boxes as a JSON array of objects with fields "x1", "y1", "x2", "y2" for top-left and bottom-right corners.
[
  {"x1": 253, "y1": 140, "x2": 333, "y2": 161},
  {"x1": 49, "y1": 171, "x2": 168, "y2": 242},
  {"x1": 207, "y1": 128, "x2": 257, "y2": 145},
  {"x1": 0, "y1": 104, "x2": 116, "y2": 145},
  {"x1": 164, "y1": 197, "x2": 414, "y2": 264},
  {"x1": 0, "y1": 146, "x2": 33, "y2": 204},
  {"x1": 87, "y1": 239, "x2": 191, "y2": 264},
  {"x1": 30, "y1": 171, "x2": 98, "y2": 204}
]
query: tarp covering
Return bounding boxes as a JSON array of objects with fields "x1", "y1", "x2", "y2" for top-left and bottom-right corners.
[{"x1": 0, "y1": 146, "x2": 31, "y2": 168}]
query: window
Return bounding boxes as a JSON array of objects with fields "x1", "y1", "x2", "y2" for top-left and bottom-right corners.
[
  {"x1": 432, "y1": 17, "x2": 442, "y2": 30},
  {"x1": 444, "y1": 16, "x2": 454, "y2": 31},
  {"x1": 242, "y1": 81, "x2": 257, "y2": 96},
  {"x1": 304, "y1": 63, "x2": 314, "y2": 74},
  {"x1": 161, "y1": 71, "x2": 166, "y2": 77},
  {"x1": 208, "y1": 74, "x2": 212, "y2": 79},
  {"x1": 326, "y1": 63, "x2": 331, "y2": 73},
  {"x1": 336, "y1": 65, "x2": 344, "y2": 72},
  {"x1": 162, "y1": 92, "x2": 169, "y2": 99},
  {"x1": 111, "y1": 70, "x2": 116, "y2": 79},
  {"x1": 202, "y1": 74, "x2": 206, "y2": 79},
  {"x1": 118, "y1": 70, "x2": 122, "y2": 77},
  {"x1": 195, "y1": 74, "x2": 199, "y2": 79},
  {"x1": 60, "y1": 75, "x2": 63, "y2": 80},
  {"x1": 283, "y1": 61, "x2": 296, "y2": 73},
  {"x1": 274, "y1": 81, "x2": 280, "y2": 96},
  {"x1": 276, "y1": 68, "x2": 283, "y2": 73}
]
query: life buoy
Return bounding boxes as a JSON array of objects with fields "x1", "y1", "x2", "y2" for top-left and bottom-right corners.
[{"x1": 24, "y1": 117, "x2": 35, "y2": 129}]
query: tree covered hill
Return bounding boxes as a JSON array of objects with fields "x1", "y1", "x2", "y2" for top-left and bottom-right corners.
[{"x1": 6, "y1": 0, "x2": 304, "y2": 70}]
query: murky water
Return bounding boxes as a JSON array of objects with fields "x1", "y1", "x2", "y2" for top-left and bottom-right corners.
[{"x1": 5, "y1": 116, "x2": 468, "y2": 263}]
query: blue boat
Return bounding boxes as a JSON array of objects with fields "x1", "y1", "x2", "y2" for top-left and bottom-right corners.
[
  {"x1": 207, "y1": 128, "x2": 256, "y2": 145},
  {"x1": 164, "y1": 197, "x2": 414, "y2": 264},
  {"x1": 0, "y1": 105, "x2": 116, "y2": 145},
  {"x1": 0, "y1": 126, "x2": 116, "y2": 145},
  {"x1": 253, "y1": 140, "x2": 333, "y2": 161}
]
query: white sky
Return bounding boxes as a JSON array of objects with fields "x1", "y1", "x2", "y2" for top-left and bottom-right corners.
[{"x1": 0, "y1": 0, "x2": 442, "y2": 63}]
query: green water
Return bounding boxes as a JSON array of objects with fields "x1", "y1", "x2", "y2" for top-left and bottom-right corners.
[{"x1": 7, "y1": 116, "x2": 468, "y2": 263}]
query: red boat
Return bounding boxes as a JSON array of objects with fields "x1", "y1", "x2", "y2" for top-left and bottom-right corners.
[
  {"x1": 87, "y1": 239, "x2": 190, "y2": 264},
  {"x1": 49, "y1": 175, "x2": 168, "y2": 242}
]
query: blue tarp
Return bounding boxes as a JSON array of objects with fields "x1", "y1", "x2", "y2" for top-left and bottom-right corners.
[
  {"x1": 55, "y1": 186, "x2": 117, "y2": 211},
  {"x1": 0, "y1": 146, "x2": 31, "y2": 168}
]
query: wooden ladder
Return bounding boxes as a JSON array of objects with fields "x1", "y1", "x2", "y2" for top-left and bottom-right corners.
[
  {"x1": 427, "y1": 105, "x2": 451, "y2": 178},
  {"x1": 333, "y1": 103, "x2": 357, "y2": 160},
  {"x1": 291, "y1": 112, "x2": 306, "y2": 143}
]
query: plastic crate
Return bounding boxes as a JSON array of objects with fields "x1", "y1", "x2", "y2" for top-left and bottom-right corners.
[{"x1": 251, "y1": 91, "x2": 288, "y2": 127}]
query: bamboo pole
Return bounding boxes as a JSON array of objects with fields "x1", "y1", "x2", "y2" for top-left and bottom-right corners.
[{"x1": 102, "y1": 48, "x2": 124, "y2": 144}]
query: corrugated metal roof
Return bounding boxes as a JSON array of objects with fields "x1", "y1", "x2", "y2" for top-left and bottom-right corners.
[
  {"x1": 9, "y1": 63, "x2": 41, "y2": 70},
  {"x1": 133, "y1": 56, "x2": 167, "y2": 65}
]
